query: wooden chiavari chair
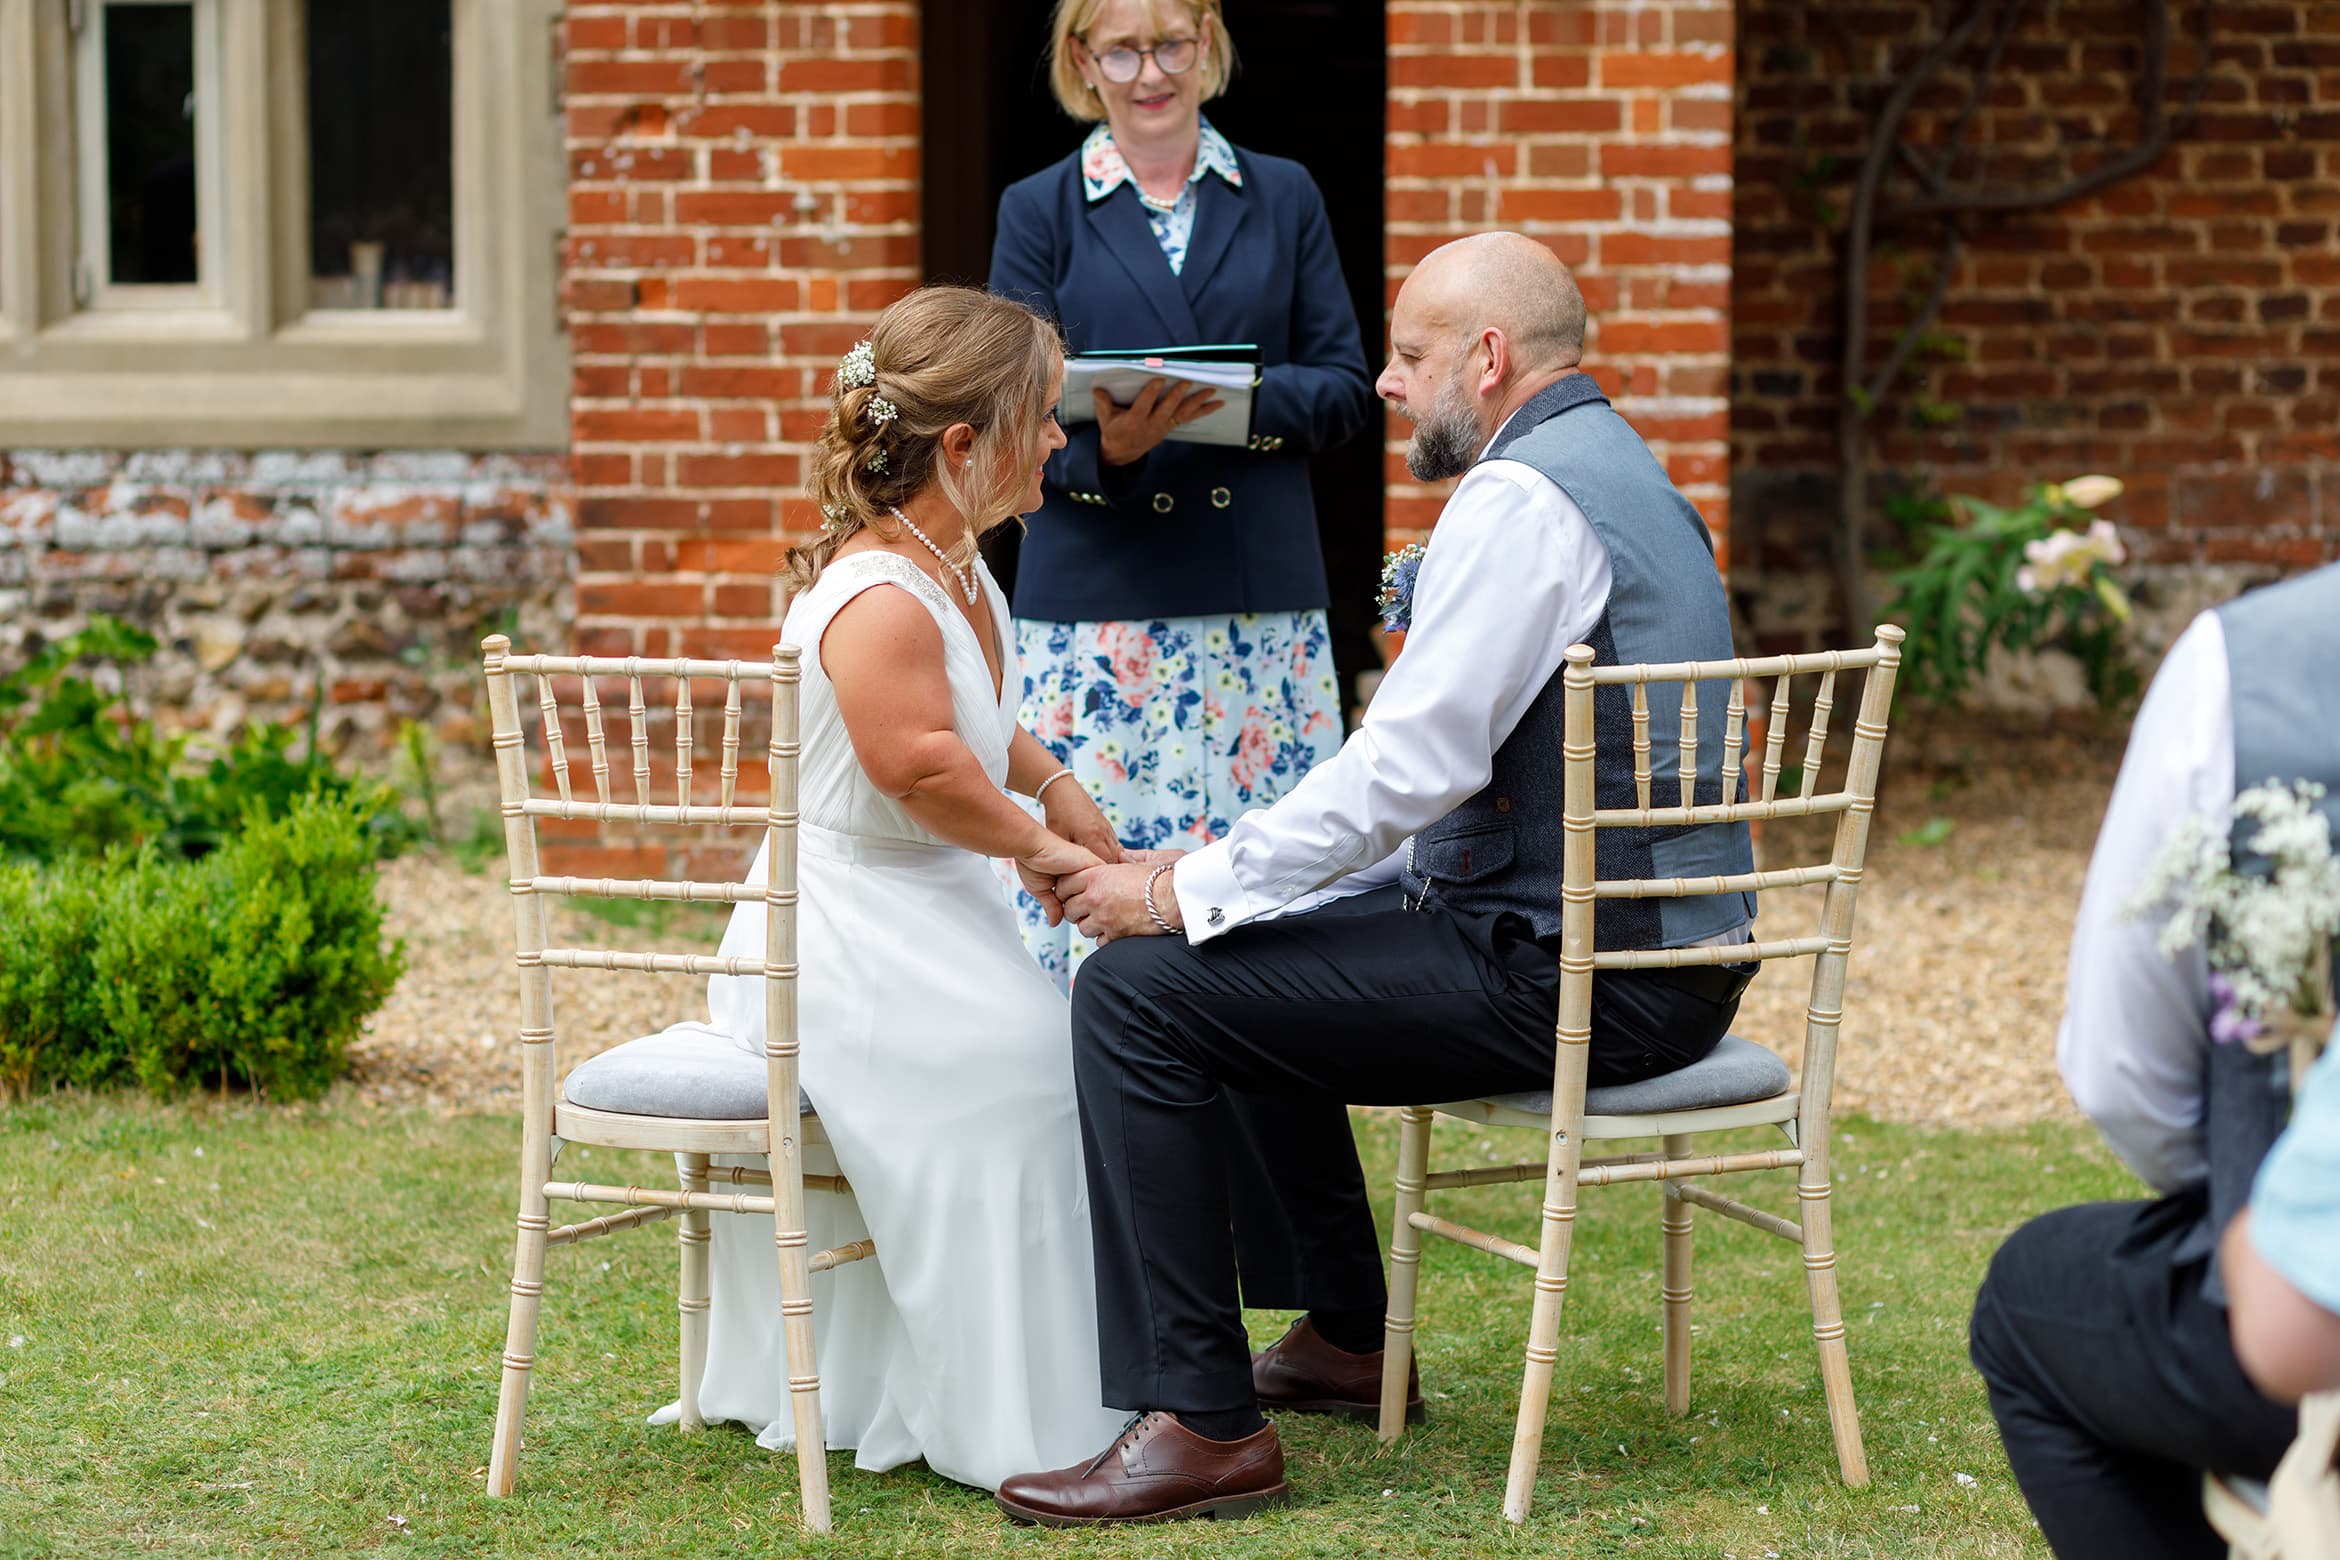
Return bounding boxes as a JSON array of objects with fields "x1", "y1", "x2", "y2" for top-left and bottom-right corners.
[
  {"x1": 478, "y1": 634, "x2": 869, "y2": 1533},
  {"x1": 1378, "y1": 626, "x2": 1905, "y2": 1522},
  {"x1": 2205, "y1": 1391, "x2": 2340, "y2": 1559}
]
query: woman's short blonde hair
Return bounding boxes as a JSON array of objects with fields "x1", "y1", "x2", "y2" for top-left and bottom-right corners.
[
  {"x1": 1046, "y1": 0, "x2": 1235, "y2": 123},
  {"x1": 782, "y1": 287, "x2": 1064, "y2": 597}
]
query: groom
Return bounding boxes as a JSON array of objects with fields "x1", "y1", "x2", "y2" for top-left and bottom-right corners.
[{"x1": 999, "y1": 232, "x2": 1757, "y2": 1525}]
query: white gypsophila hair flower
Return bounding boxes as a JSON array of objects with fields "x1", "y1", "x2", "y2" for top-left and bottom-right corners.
[{"x1": 838, "y1": 340, "x2": 876, "y2": 390}]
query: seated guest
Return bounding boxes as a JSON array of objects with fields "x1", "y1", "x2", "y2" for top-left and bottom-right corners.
[
  {"x1": 992, "y1": 232, "x2": 1759, "y2": 1526},
  {"x1": 1970, "y1": 560, "x2": 2340, "y2": 1559},
  {"x1": 2224, "y1": 1033, "x2": 2340, "y2": 1404}
]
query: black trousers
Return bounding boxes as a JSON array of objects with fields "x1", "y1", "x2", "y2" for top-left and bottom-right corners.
[
  {"x1": 1068, "y1": 886, "x2": 1748, "y2": 1414},
  {"x1": 1969, "y1": 1190, "x2": 2298, "y2": 1560}
]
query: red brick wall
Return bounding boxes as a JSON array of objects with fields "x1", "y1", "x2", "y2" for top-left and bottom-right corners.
[
  {"x1": 1734, "y1": 0, "x2": 2340, "y2": 633},
  {"x1": 1385, "y1": 0, "x2": 1735, "y2": 562},
  {"x1": 564, "y1": 0, "x2": 921, "y2": 663}
]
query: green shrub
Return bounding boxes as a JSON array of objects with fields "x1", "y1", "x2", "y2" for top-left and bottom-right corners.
[
  {"x1": 0, "y1": 857, "x2": 116, "y2": 1095},
  {"x1": 0, "y1": 616, "x2": 411, "y2": 865},
  {"x1": 92, "y1": 795, "x2": 407, "y2": 1100},
  {"x1": 0, "y1": 795, "x2": 404, "y2": 1101}
]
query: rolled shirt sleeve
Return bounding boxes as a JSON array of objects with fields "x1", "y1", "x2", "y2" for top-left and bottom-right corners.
[
  {"x1": 1173, "y1": 459, "x2": 1610, "y2": 942},
  {"x1": 2054, "y1": 610, "x2": 2234, "y2": 1193}
]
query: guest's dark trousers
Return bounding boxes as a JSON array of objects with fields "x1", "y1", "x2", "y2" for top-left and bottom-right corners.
[
  {"x1": 1069, "y1": 886, "x2": 1747, "y2": 1414},
  {"x1": 1969, "y1": 1189, "x2": 2297, "y2": 1560}
]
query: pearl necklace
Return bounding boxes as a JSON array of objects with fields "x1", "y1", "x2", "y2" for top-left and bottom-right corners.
[{"x1": 887, "y1": 505, "x2": 977, "y2": 605}]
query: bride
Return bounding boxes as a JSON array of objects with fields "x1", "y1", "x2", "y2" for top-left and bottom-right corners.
[{"x1": 646, "y1": 287, "x2": 1131, "y2": 1488}]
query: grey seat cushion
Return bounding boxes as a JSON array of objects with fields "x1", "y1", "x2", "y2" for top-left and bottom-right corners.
[
  {"x1": 1484, "y1": 1035, "x2": 1792, "y2": 1119},
  {"x1": 561, "y1": 1023, "x2": 809, "y2": 1120}
]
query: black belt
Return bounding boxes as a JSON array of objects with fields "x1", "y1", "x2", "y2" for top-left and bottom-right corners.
[{"x1": 1642, "y1": 960, "x2": 1758, "y2": 1005}]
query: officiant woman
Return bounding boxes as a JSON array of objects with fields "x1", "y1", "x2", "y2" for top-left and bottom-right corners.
[{"x1": 988, "y1": 0, "x2": 1376, "y2": 988}]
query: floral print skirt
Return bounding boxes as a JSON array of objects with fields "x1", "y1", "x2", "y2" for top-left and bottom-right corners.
[{"x1": 992, "y1": 609, "x2": 1344, "y2": 989}]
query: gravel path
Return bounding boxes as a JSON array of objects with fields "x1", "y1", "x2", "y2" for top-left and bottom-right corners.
[
  {"x1": 352, "y1": 732, "x2": 2123, "y2": 1129},
  {"x1": 1729, "y1": 734, "x2": 2117, "y2": 1127}
]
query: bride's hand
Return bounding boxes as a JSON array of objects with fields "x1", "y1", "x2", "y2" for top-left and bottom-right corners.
[
  {"x1": 1015, "y1": 836, "x2": 1103, "y2": 928},
  {"x1": 1041, "y1": 777, "x2": 1122, "y2": 869}
]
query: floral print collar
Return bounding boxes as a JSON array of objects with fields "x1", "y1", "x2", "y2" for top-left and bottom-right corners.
[{"x1": 1080, "y1": 118, "x2": 1242, "y2": 211}]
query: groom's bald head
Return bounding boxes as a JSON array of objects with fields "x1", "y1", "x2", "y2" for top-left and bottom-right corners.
[
  {"x1": 1405, "y1": 232, "x2": 1587, "y2": 375},
  {"x1": 1377, "y1": 233, "x2": 1590, "y2": 481}
]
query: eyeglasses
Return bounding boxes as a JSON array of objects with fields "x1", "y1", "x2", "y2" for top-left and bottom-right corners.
[{"x1": 1083, "y1": 35, "x2": 1199, "y2": 84}]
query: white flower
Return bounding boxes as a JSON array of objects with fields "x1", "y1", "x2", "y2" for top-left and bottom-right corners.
[
  {"x1": 2017, "y1": 522, "x2": 2125, "y2": 595},
  {"x1": 837, "y1": 340, "x2": 877, "y2": 389},
  {"x1": 2087, "y1": 518, "x2": 2126, "y2": 566},
  {"x1": 2128, "y1": 780, "x2": 2340, "y2": 1025}
]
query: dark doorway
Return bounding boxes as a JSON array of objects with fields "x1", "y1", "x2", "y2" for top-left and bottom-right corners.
[{"x1": 922, "y1": 3, "x2": 1387, "y2": 723}]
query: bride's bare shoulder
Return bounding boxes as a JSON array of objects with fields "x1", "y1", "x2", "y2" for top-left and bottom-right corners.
[{"x1": 819, "y1": 569, "x2": 946, "y2": 664}]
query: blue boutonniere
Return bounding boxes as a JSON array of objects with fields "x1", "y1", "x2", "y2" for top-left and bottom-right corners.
[{"x1": 1377, "y1": 543, "x2": 1427, "y2": 632}]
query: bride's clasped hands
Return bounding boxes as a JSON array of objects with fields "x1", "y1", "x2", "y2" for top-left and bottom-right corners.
[{"x1": 1014, "y1": 773, "x2": 1122, "y2": 928}]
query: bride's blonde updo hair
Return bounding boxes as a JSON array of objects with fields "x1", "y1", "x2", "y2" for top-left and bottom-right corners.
[{"x1": 783, "y1": 286, "x2": 1065, "y2": 596}]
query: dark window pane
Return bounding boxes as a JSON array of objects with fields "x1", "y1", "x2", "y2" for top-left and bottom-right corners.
[
  {"x1": 105, "y1": 3, "x2": 199, "y2": 285},
  {"x1": 306, "y1": 0, "x2": 453, "y2": 309}
]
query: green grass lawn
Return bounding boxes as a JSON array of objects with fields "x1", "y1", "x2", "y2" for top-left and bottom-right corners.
[{"x1": 0, "y1": 1095, "x2": 2131, "y2": 1558}]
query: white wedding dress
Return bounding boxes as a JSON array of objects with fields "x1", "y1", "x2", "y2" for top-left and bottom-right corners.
[{"x1": 644, "y1": 549, "x2": 1125, "y2": 1489}]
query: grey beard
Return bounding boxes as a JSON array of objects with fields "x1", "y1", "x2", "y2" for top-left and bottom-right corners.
[{"x1": 1404, "y1": 405, "x2": 1479, "y2": 482}]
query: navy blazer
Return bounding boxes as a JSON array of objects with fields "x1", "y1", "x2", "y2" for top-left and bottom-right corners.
[{"x1": 989, "y1": 145, "x2": 1375, "y2": 623}]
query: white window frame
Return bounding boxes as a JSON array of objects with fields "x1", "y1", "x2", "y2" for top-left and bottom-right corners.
[
  {"x1": 0, "y1": 0, "x2": 568, "y2": 448},
  {"x1": 71, "y1": 0, "x2": 229, "y2": 312}
]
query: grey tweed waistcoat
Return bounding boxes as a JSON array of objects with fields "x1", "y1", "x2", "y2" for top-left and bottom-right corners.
[
  {"x1": 1396, "y1": 374, "x2": 1756, "y2": 948},
  {"x1": 2195, "y1": 560, "x2": 2340, "y2": 1273}
]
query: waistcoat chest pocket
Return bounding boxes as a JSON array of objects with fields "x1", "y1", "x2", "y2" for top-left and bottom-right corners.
[{"x1": 1413, "y1": 820, "x2": 1516, "y2": 885}]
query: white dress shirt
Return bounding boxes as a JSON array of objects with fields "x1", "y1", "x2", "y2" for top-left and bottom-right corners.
[
  {"x1": 2056, "y1": 610, "x2": 2233, "y2": 1193},
  {"x1": 1173, "y1": 438, "x2": 1611, "y2": 941}
]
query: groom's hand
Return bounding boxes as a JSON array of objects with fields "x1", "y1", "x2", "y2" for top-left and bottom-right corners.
[
  {"x1": 1059, "y1": 860, "x2": 1182, "y2": 944},
  {"x1": 1017, "y1": 837, "x2": 1104, "y2": 929}
]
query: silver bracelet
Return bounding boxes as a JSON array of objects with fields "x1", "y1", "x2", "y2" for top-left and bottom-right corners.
[
  {"x1": 1142, "y1": 862, "x2": 1178, "y2": 936},
  {"x1": 1032, "y1": 767, "x2": 1078, "y2": 805}
]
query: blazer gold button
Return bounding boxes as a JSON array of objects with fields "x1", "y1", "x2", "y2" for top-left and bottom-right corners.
[
  {"x1": 1210, "y1": 487, "x2": 1231, "y2": 509},
  {"x1": 1153, "y1": 492, "x2": 1174, "y2": 513},
  {"x1": 1496, "y1": 797, "x2": 1512, "y2": 813}
]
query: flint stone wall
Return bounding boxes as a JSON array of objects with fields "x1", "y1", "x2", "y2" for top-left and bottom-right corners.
[{"x1": 0, "y1": 450, "x2": 575, "y2": 764}]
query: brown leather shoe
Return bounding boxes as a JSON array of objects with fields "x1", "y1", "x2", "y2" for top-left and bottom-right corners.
[
  {"x1": 994, "y1": 1413, "x2": 1288, "y2": 1527},
  {"x1": 1251, "y1": 1315, "x2": 1425, "y2": 1425}
]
